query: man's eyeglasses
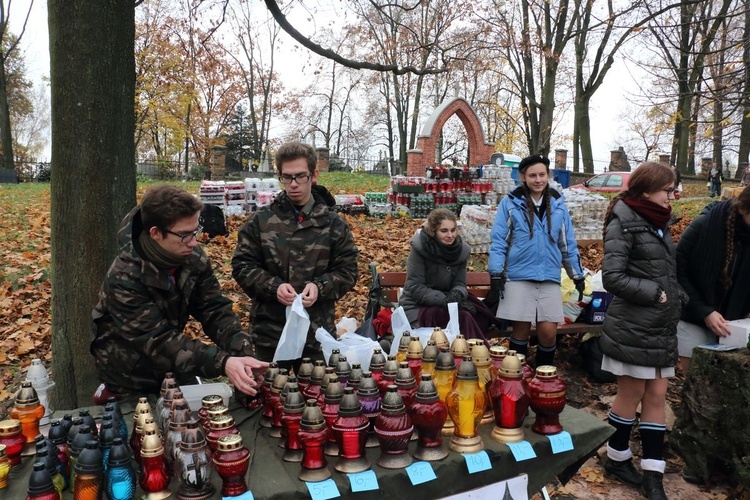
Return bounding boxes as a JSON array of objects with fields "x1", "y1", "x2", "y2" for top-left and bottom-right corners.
[
  {"x1": 164, "y1": 225, "x2": 203, "y2": 243},
  {"x1": 279, "y1": 173, "x2": 311, "y2": 185}
]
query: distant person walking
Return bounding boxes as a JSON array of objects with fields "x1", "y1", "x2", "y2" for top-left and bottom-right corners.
[
  {"x1": 741, "y1": 164, "x2": 750, "y2": 187},
  {"x1": 708, "y1": 163, "x2": 723, "y2": 198},
  {"x1": 671, "y1": 165, "x2": 682, "y2": 199}
]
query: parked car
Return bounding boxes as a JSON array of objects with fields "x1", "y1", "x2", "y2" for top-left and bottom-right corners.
[{"x1": 570, "y1": 172, "x2": 631, "y2": 193}]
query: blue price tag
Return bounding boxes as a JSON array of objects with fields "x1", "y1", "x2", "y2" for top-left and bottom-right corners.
[
  {"x1": 224, "y1": 492, "x2": 254, "y2": 500},
  {"x1": 463, "y1": 450, "x2": 492, "y2": 473},
  {"x1": 306, "y1": 478, "x2": 341, "y2": 500},
  {"x1": 507, "y1": 441, "x2": 537, "y2": 462},
  {"x1": 347, "y1": 470, "x2": 379, "y2": 492},
  {"x1": 548, "y1": 431, "x2": 574, "y2": 454},
  {"x1": 405, "y1": 461, "x2": 437, "y2": 485}
]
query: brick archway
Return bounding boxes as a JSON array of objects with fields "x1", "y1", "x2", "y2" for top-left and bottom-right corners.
[{"x1": 407, "y1": 96, "x2": 495, "y2": 176}]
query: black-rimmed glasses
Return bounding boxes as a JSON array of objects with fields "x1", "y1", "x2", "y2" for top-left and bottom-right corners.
[
  {"x1": 279, "y1": 173, "x2": 311, "y2": 185},
  {"x1": 164, "y1": 225, "x2": 203, "y2": 243}
]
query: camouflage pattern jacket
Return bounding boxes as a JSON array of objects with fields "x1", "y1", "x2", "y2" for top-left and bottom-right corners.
[
  {"x1": 232, "y1": 185, "x2": 358, "y2": 352},
  {"x1": 90, "y1": 206, "x2": 254, "y2": 394}
]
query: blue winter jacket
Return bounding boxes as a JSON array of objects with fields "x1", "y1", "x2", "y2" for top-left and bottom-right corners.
[{"x1": 488, "y1": 186, "x2": 583, "y2": 283}]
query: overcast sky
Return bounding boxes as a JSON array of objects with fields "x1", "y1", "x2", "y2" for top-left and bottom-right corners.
[{"x1": 14, "y1": 1, "x2": 636, "y2": 169}]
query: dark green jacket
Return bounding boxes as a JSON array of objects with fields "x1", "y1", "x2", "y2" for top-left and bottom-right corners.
[
  {"x1": 90, "y1": 206, "x2": 254, "y2": 394},
  {"x1": 232, "y1": 185, "x2": 358, "y2": 352}
]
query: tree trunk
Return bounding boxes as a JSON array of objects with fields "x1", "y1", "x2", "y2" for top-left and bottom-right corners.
[
  {"x1": 575, "y1": 94, "x2": 595, "y2": 174},
  {"x1": 0, "y1": 52, "x2": 15, "y2": 170},
  {"x1": 48, "y1": 0, "x2": 136, "y2": 409},
  {"x1": 672, "y1": 348, "x2": 750, "y2": 487},
  {"x1": 738, "y1": 5, "x2": 750, "y2": 174}
]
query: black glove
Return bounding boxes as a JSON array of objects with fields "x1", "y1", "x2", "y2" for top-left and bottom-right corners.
[
  {"x1": 444, "y1": 289, "x2": 464, "y2": 305},
  {"x1": 485, "y1": 274, "x2": 506, "y2": 309},
  {"x1": 458, "y1": 298, "x2": 476, "y2": 314},
  {"x1": 574, "y1": 277, "x2": 586, "y2": 301}
]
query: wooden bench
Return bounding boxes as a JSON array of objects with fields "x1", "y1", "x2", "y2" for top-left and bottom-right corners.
[{"x1": 373, "y1": 267, "x2": 603, "y2": 338}]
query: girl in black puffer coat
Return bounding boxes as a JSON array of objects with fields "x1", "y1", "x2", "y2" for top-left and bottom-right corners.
[{"x1": 600, "y1": 162, "x2": 687, "y2": 500}]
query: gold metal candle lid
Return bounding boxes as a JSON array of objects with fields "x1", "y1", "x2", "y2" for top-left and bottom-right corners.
[
  {"x1": 135, "y1": 412, "x2": 153, "y2": 432},
  {"x1": 133, "y1": 398, "x2": 151, "y2": 421},
  {"x1": 0, "y1": 419, "x2": 22, "y2": 435},
  {"x1": 142, "y1": 419, "x2": 158, "y2": 439},
  {"x1": 140, "y1": 428, "x2": 163, "y2": 457},
  {"x1": 0, "y1": 444, "x2": 5, "y2": 458},
  {"x1": 207, "y1": 405, "x2": 229, "y2": 420},
  {"x1": 406, "y1": 337, "x2": 424, "y2": 359},
  {"x1": 500, "y1": 353, "x2": 522, "y2": 378},
  {"x1": 470, "y1": 343, "x2": 491, "y2": 366},
  {"x1": 201, "y1": 394, "x2": 223, "y2": 408},
  {"x1": 535, "y1": 365, "x2": 557, "y2": 378},
  {"x1": 429, "y1": 327, "x2": 450, "y2": 348},
  {"x1": 450, "y1": 335, "x2": 470, "y2": 357},
  {"x1": 490, "y1": 346, "x2": 508, "y2": 359},
  {"x1": 209, "y1": 414, "x2": 235, "y2": 430},
  {"x1": 216, "y1": 434, "x2": 244, "y2": 452},
  {"x1": 516, "y1": 353, "x2": 527, "y2": 366}
]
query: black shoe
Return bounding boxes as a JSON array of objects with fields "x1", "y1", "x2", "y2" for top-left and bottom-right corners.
[
  {"x1": 604, "y1": 457, "x2": 643, "y2": 487},
  {"x1": 641, "y1": 470, "x2": 667, "y2": 500}
]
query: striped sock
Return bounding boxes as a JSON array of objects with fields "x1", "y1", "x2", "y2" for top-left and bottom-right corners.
[
  {"x1": 639, "y1": 421, "x2": 666, "y2": 461},
  {"x1": 509, "y1": 337, "x2": 528, "y2": 356},
  {"x1": 607, "y1": 411, "x2": 636, "y2": 452}
]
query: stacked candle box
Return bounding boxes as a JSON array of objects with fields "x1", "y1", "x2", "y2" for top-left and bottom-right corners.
[
  {"x1": 387, "y1": 175, "x2": 501, "y2": 218},
  {"x1": 244, "y1": 178, "x2": 281, "y2": 212},
  {"x1": 562, "y1": 188, "x2": 609, "y2": 240},
  {"x1": 458, "y1": 205, "x2": 496, "y2": 254},
  {"x1": 199, "y1": 181, "x2": 226, "y2": 208}
]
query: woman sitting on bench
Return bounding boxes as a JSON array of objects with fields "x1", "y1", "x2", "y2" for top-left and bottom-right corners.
[{"x1": 399, "y1": 208, "x2": 496, "y2": 345}]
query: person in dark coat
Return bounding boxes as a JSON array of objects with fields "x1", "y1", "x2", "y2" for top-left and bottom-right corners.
[
  {"x1": 91, "y1": 185, "x2": 268, "y2": 400},
  {"x1": 708, "y1": 163, "x2": 723, "y2": 198},
  {"x1": 399, "y1": 208, "x2": 495, "y2": 344},
  {"x1": 232, "y1": 141, "x2": 358, "y2": 371},
  {"x1": 676, "y1": 185, "x2": 750, "y2": 372},
  {"x1": 599, "y1": 162, "x2": 686, "y2": 500}
]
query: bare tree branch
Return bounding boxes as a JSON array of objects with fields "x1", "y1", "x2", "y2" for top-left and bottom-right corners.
[{"x1": 263, "y1": 0, "x2": 446, "y2": 75}]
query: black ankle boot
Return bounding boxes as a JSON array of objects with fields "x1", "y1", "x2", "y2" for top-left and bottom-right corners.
[
  {"x1": 604, "y1": 457, "x2": 643, "y2": 487},
  {"x1": 641, "y1": 470, "x2": 667, "y2": 500}
]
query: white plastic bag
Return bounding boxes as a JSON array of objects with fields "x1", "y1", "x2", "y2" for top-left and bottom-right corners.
[
  {"x1": 389, "y1": 306, "x2": 413, "y2": 356},
  {"x1": 273, "y1": 295, "x2": 310, "y2": 362},
  {"x1": 446, "y1": 302, "x2": 460, "y2": 337},
  {"x1": 315, "y1": 327, "x2": 381, "y2": 371},
  {"x1": 336, "y1": 317, "x2": 359, "y2": 337}
]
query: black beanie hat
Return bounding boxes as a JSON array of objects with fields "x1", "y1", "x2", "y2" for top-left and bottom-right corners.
[{"x1": 518, "y1": 154, "x2": 550, "y2": 173}]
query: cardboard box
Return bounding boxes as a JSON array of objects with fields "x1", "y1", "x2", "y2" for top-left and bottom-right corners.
[
  {"x1": 720, "y1": 318, "x2": 750, "y2": 347},
  {"x1": 579, "y1": 291, "x2": 613, "y2": 324}
]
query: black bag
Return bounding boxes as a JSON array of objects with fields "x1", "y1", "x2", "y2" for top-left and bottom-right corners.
[
  {"x1": 579, "y1": 334, "x2": 617, "y2": 383},
  {"x1": 199, "y1": 204, "x2": 227, "y2": 238}
]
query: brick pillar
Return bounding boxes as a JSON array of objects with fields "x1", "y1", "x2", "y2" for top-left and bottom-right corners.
[
  {"x1": 700, "y1": 157, "x2": 713, "y2": 175},
  {"x1": 554, "y1": 149, "x2": 568, "y2": 170},
  {"x1": 658, "y1": 154, "x2": 671, "y2": 166},
  {"x1": 210, "y1": 145, "x2": 227, "y2": 180},
  {"x1": 316, "y1": 147, "x2": 329, "y2": 172},
  {"x1": 609, "y1": 149, "x2": 623, "y2": 172},
  {"x1": 407, "y1": 149, "x2": 425, "y2": 177}
]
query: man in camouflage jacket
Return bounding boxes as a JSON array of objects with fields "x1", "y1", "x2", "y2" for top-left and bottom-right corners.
[
  {"x1": 91, "y1": 185, "x2": 267, "y2": 398},
  {"x1": 232, "y1": 141, "x2": 358, "y2": 367}
]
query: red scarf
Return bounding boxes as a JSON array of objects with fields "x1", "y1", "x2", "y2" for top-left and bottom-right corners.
[{"x1": 623, "y1": 196, "x2": 672, "y2": 230}]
